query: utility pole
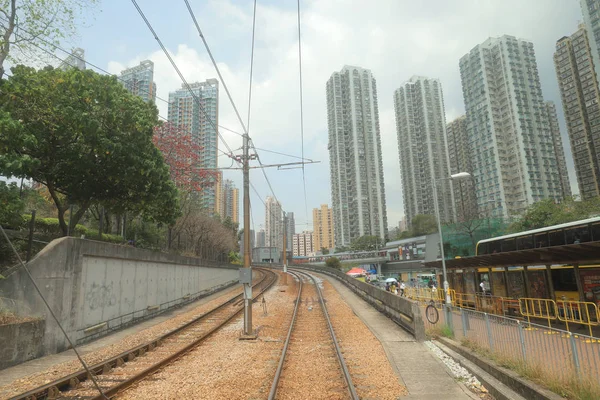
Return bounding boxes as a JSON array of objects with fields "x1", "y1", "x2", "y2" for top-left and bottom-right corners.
[
  {"x1": 283, "y1": 213, "x2": 287, "y2": 273},
  {"x1": 241, "y1": 132, "x2": 254, "y2": 337}
]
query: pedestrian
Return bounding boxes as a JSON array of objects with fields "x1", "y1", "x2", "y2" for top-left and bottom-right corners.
[
  {"x1": 400, "y1": 281, "x2": 406, "y2": 297},
  {"x1": 385, "y1": 282, "x2": 390, "y2": 292},
  {"x1": 394, "y1": 284, "x2": 398, "y2": 295}
]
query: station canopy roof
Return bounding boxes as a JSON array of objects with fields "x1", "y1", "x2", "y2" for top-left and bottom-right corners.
[{"x1": 424, "y1": 242, "x2": 600, "y2": 269}]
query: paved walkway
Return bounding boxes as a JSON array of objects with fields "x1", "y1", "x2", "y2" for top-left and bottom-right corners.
[
  {"x1": 321, "y1": 275, "x2": 476, "y2": 400},
  {"x1": 0, "y1": 283, "x2": 241, "y2": 388}
]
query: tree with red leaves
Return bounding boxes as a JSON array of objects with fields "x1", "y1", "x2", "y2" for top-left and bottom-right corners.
[{"x1": 153, "y1": 122, "x2": 217, "y2": 192}]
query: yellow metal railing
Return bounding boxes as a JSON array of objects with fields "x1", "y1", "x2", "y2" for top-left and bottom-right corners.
[
  {"x1": 557, "y1": 300, "x2": 599, "y2": 338},
  {"x1": 518, "y1": 298, "x2": 558, "y2": 329}
]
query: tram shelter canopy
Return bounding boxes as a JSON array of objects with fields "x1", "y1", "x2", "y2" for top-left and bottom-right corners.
[{"x1": 424, "y1": 242, "x2": 600, "y2": 270}]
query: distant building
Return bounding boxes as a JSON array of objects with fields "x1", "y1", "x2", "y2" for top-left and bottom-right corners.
[
  {"x1": 59, "y1": 48, "x2": 86, "y2": 71},
  {"x1": 218, "y1": 178, "x2": 239, "y2": 223},
  {"x1": 265, "y1": 196, "x2": 283, "y2": 252},
  {"x1": 285, "y1": 212, "x2": 295, "y2": 251},
  {"x1": 446, "y1": 115, "x2": 478, "y2": 221},
  {"x1": 292, "y1": 231, "x2": 314, "y2": 257},
  {"x1": 460, "y1": 35, "x2": 564, "y2": 218},
  {"x1": 256, "y1": 229, "x2": 266, "y2": 248},
  {"x1": 581, "y1": 0, "x2": 600, "y2": 82},
  {"x1": 394, "y1": 76, "x2": 455, "y2": 225},
  {"x1": 119, "y1": 60, "x2": 156, "y2": 103},
  {"x1": 554, "y1": 25, "x2": 600, "y2": 199},
  {"x1": 252, "y1": 247, "x2": 279, "y2": 263},
  {"x1": 399, "y1": 216, "x2": 408, "y2": 233},
  {"x1": 313, "y1": 204, "x2": 334, "y2": 252},
  {"x1": 168, "y1": 79, "x2": 219, "y2": 212},
  {"x1": 544, "y1": 101, "x2": 572, "y2": 199},
  {"x1": 326, "y1": 65, "x2": 388, "y2": 247}
]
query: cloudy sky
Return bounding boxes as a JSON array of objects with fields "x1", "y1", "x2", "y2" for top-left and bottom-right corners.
[{"x1": 67, "y1": 0, "x2": 583, "y2": 232}]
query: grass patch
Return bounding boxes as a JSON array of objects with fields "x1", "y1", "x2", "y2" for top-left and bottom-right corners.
[
  {"x1": 426, "y1": 324, "x2": 454, "y2": 339},
  {"x1": 461, "y1": 338, "x2": 600, "y2": 400},
  {"x1": 0, "y1": 310, "x2": 36, "y2": 325}
]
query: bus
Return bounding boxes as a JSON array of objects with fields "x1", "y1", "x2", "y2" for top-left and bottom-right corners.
[{"x1": 476, "y1": 216, "x2": 600, "y2": 255}]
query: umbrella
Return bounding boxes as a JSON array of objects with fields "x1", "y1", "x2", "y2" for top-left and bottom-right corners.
[
  {"x1": 346, "y1": 267, "x2": 367, "y2": 276},
  {"x1": 385, "y1": 277, "x2": 398, "y2": 283}
]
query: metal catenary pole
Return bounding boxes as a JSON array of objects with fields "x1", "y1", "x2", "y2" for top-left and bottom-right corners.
[
  {"x1": 242, "y1": 132, "x2": 253, "y2": 336},
  {"x1": 282, "y1": 213, "x2": 287, "y2": 272}
]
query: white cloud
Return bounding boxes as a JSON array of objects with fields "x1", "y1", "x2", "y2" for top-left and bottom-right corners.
[{"x1": 107, "y1": 0, "x2": 583, "y2": 232}]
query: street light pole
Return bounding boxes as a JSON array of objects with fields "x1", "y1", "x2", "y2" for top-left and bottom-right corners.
[
  {"x1": 432, "y1": 178, "x2": 451, "y2": 305},
  {"x1": 432, "y1": 172, "x2": 471, "y2": 306}
]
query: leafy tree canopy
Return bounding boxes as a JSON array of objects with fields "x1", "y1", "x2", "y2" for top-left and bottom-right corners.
[
  {"x1": 350, "y1": 235, "x2": 383, "y2": 251},
  {"x1": 325, "y1": 256, "x2": 341, "y2": 269},
  {"x1": 410, "y1": 214, "x2": 438, "y2": 236},
  {"x1": 508, "y1": 196, "x2": 600, "y2": 233},
  {"x1": 0, "y1": 0, "x2": 98, "y2": 78},
  {"x1": 320, "y1": 247, "x2": 329, "y2": 255},
  {"x1": 0, "y1": 181, "x2": 23, "y2": 228},
  {"x1": 0, "y1": 66, "x2": 180, "y2": 235}
]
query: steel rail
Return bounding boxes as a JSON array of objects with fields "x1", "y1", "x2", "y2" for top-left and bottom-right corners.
[
  {"x1": 11, "y1": 268, "x2": 276, "y2": 400},
  {"x1": 267, "y1": 270, "x2": 304, "y2": 400},
  {"x1": 268, "y1": 269, "x2": 359, "y2": 400}
]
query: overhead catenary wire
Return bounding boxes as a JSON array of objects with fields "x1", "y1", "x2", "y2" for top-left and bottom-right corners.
[
  {"x1": 130, "y1": 0, "x2": 236, "y2": 157},
  {"x1": 296, "y1": 0, "x2": 309, "y2": 229}
]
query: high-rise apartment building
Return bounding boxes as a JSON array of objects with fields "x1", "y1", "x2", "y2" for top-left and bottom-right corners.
[
  {"x1": 285, "y1": 212, "x2": 295, "y2": 251},
  {"x1": 59, "y1": 48, "x2": 86, "y2": 71},
  {"x1": 459, "y1": 35, "x2": 564, "y2": 218},
  {"x1": 168, "y1": 79, "x2": 219, "y2": 212},
  {"x1": 119, "y1": 60, "x2": 157, "y2": 103},
  {"x1": 218, "y1": 178, "x2": 239, "y2": 223},
  {"x1": 326, "y1": 66, "x2": 388, "y2": 247},
  {"x1": 292, "y1": 231, "x2": 314, "y2": 257},
  {"x1": 256, "y1": 229, "x2": 266, "y2": 248},
  {"x1": 446, "y1": 115, "x2": 479, "y2": 220},
  {"x1": 545, "y1": 102, "x2": 573, "y2": 198},
  {"x1": 554, "y1": 26, "x2": 600, "y2": 199},
  {"x1": 265, "y1": 196, "x2": 283, "y2": 252},
  {"x1": 394, "y1": 76, "x2": 455, "y2": 224},
  {"x1": 581, "y1": 0, "x2": 600, "y2": 81},
  {"x1": 313, "y1": 204, "x2": 335, "y2": 252}
]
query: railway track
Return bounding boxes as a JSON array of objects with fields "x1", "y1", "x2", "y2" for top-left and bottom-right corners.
[
  {"x1": 11, "y1": 268, "x2": 277, "y2": 400},
  {"x1": 268, "y1": 269, "x2": 358, "y2": 400}
]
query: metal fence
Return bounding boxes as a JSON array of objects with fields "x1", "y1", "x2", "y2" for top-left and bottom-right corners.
[{"x1": 426, "y1": 305, "x2": 600, "y2": 384}]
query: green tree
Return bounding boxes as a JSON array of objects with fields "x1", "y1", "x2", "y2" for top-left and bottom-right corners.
[
  {"x1": 335, "y1": 245, "x2": 349, "y2": 253},
  {"x1": 320, "y1": 247, "x2": 329, "y2": 255},
  {"x1": 508, "y1": 196, "x2": 600, "y2": 233},
  {"x1": 350, "y1": 235, "x2": 382, "y2": 251},
  {"x1": 0, "y1": 0, "x2": 98, "y2": 78},
  {"x1": 411, "y1": 214, "x2": 438, "y2": 236},
  {"x1": 0, "y1": 66, "x2": 180, "y2": 235},
  {"x1": 325, "y1": 256, "x2": 341, "y2": 269},
  {"x1": 0, "y1": 181, "x2": 23, "y2": 228}
]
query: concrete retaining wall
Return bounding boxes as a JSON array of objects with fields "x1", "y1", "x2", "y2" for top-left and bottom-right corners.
[
  {"x1": 0, "y1": 238, "x2": 238, "y2": 357},
  {"x1": 295, "y1": 265, "x2": 426, "y2": 341},
  {"x1": 0, "y1": 319, "x2": 45, "y2": 369}
]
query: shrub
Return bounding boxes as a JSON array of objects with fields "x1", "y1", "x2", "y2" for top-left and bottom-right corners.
[{"x1": 325, "y1": 256, "x2": 341, "y2": 269}]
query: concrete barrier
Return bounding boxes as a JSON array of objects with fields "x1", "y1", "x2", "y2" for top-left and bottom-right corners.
[
  {"x1": 293, "y1": 265, "x2": 426, "y2": 341},
  {"x1": 0, "y1": 319, "x2": 45, "y2": 369},
  {"x1": 0, "y1": 238, "x2": 239, "y2": 357}
]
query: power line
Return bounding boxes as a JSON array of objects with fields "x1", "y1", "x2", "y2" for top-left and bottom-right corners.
[
  {"x1": 183, "y1": 0, "x2": 248, "y2": 135},
  {"x1": 247, "y1": 0, "x2": 257, "y2": 135},
  {"x1": 130, "y1": 0, "x2": 236, "y2": 157},
  {"x1": 296, "y1": 0, "x2": 309, "y2": 229}
]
